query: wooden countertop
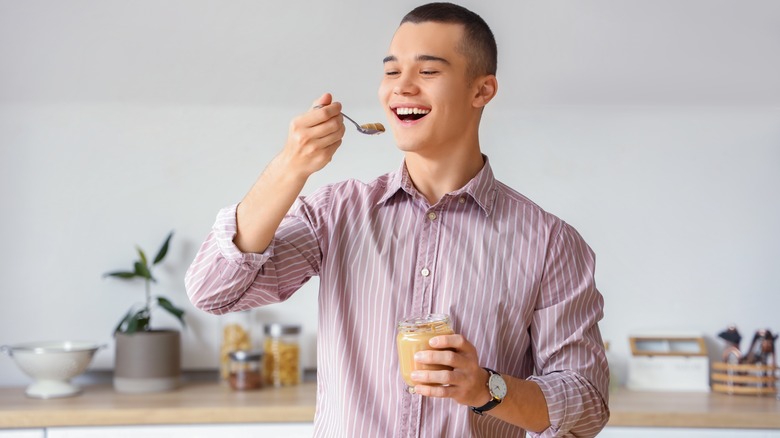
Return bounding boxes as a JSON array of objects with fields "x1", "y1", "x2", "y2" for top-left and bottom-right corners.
[
  {"x1": 0, "y1": 381, "x2": 316, "y2": 428},
  {"x1": 1, "y1": 383, "x2": 778, "y2": 429},
  {"x1": 607, "y1": 387, "x2": 780, "y2": 429}
]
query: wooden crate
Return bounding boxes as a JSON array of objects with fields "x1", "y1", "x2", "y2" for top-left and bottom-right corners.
[
  {"x1": 711, "y1": 362, "x2": 778, "y2": 396},
  {"x1": 627, "y1": 334, "x2": 710, "y2": 391},
  {"x1": 630, "y1": 336, "x2": 707, "y2": 357}
]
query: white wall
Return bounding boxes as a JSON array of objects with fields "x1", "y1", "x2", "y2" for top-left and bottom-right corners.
[{"x1": 1, "y1": 0, "x2": 778, "y2": 386}]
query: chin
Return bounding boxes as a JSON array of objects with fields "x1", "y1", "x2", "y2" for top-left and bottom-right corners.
[{"x1": 391, "y1": 135, "x2": 422, "y2": 153}]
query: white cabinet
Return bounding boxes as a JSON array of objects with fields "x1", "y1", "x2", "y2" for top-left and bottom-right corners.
[
  {"x1": 600, "y1": 427, "x2": 780, "y2": 437},
  {"x1": 47, "y1": 423, "x2": 314, "y2": 438},
  {"x1": 0, "y1": 430, "x2": 44, "y2": 438}
]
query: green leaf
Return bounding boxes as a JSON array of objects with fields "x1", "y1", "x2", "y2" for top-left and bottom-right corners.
[
  {"x1": 122, "y1": 310, "x2": 150, "y2": 334},
  {"x1": 104, "y1": 271, "x2": 138, "y2": 279},
  {"x1": 125, "y1": 315, "x2": 139, "y2": 334},
  {"x1": 157, "y1": 296, "x2": 186, "y2": 327},
  {"x1": 153, "y1": 231, "x2": 173, "y2": 265},
  {"x1": 114, "y1": 310, "x2": 134, "y2": 334},
  {"x1": 115, "y1": 309, "x2": 148, "y2": 334},
  {"x1": 134, "y1": 261, "x2": 152, "y2": 280},
  {"x1": 136, "y1": 246, "x2": 149, "y2": 268}
]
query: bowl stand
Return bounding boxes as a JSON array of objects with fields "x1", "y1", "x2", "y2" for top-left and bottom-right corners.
[{"x1": 26, "y1": 379, "x2": 82, "y2": 398}]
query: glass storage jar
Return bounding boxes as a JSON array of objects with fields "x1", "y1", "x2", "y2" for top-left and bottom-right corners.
[
  {"x1": 219, "y1": 310, "x2": 253, "y2": 381},
  {"x1": 396, "y1": 314, "x2": 454, "y2": 389},
  {"x1": 263, "y1": 323, "x2": 301, "y2": 387},
  {"x1": 228, "y1": 350, "x2": 263, "y2": 391}
]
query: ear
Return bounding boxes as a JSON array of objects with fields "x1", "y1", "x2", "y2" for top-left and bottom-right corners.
[{"x1": 472, "y1": 75, "x2": 498, "y2": 109}]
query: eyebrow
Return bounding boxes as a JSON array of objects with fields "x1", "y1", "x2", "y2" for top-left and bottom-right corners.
[{"x1": 382, "y1": 54, "x2": 451, "y2": 65}]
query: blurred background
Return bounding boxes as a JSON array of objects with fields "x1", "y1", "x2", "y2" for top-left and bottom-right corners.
[{"x1": 1, "y1": 0, "x2": 778, "y2": 386}]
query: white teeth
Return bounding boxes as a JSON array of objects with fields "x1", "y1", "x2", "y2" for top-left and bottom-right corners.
[{"x1": 395, "y1": 107, "x2": 431, "y2": 115}]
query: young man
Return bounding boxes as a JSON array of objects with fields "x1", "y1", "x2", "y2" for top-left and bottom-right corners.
[{"x1": 186, "y1": 3, "x2": 609, "y2": 437}]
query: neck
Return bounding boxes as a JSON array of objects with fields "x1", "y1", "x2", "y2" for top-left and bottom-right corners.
[{"x1": 404, "y1": 144, "x2": 484, "y2": 205}]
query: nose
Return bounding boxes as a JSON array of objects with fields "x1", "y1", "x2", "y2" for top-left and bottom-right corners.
[{"x1": 393, "y1": 72, "x2": 419, "y2": 96}]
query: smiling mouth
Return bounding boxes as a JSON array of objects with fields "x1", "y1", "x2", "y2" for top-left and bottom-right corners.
[{"x1": 394, "y1": 107, "x2": 431, "y2": 122}]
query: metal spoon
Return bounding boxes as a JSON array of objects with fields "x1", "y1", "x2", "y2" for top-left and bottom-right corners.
[
  {"x1": 341, "y1": 113, "x2": 385, "y2": 135},
  {"x1": 314, "y1": 105, "x2": 385, "y2": 135}
]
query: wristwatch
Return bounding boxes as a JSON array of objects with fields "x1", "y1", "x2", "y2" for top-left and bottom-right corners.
[{"x1": 470, "y1": 367, "x2": 507, "y2": 416}]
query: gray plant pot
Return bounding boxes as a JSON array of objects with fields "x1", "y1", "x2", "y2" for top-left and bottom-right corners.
[{"x1": 114, "y1": 329, "x2": 181, "y2": 393}]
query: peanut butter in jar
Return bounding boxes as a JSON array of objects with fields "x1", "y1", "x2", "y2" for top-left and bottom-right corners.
[{"x1": 396, "y1": 314, "x2": 454, "y2": 389}]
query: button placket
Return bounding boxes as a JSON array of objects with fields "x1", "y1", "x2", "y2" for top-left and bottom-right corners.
[
  {"x1": 411, "y1": 208, "x2": 432, "y2": 317},
  {"x1": 412, "y1": 205, "x2": 443, "y2": 318},
  {"x1": 421, "y1": 209, "x2": 440, "y2": 281}
]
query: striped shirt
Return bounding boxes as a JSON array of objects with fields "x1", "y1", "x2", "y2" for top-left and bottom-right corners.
[{"x1": 185, "y1": 158, "x2": 609, "y2": 437}]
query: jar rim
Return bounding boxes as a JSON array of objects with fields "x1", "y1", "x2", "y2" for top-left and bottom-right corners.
[{"x1": 397, "y1": 313, "x2": 451, "y2": 330}]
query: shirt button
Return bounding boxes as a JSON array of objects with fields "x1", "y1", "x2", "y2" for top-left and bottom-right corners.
[
  {"x1": 427, "y1": 212, "x2": 437, "y2": 221},
  {"x1": 459, "y1": 197, "x2": 466, "y2": 204},
  {"x1": 421, "y1": 268, "x2": 430, "y2": 277}
]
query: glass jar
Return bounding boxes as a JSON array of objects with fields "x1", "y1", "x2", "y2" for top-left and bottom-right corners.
[
  {"x1": 228, "y1": 350, "x2": 263, "y2": 391},
  {"x1": 396, "y1": 314, "x2": 454, "y2": 389},
  {"x1": 263, "y1": 323, "x2": 301, "y2": 387},
  {"x1": 219, "y1": 310, "x2": 253, "y2": 381}
]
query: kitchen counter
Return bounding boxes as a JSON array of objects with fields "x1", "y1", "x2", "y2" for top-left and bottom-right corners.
[
  {"x1": 0, "y1": 381, "x2": 316, "y2": 428},
  {"x1": 607, "y1": 387, "x2": 780, "y2": 429},
  {"x1": 0, "y1": 383, "x2": 778, "y2": 429}
]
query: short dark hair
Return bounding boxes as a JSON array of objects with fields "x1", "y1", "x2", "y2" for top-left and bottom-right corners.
[{"x1": 401, "y1": 2, "x2": 497, "y2": 79}]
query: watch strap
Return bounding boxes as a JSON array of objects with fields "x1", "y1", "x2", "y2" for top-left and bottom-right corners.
[
  {"x1": 470, "y1": 398, "x2": 501, "y2": 416},
  {"x1": 469, "y1": 368, "x2": 503, "y2": 416}
]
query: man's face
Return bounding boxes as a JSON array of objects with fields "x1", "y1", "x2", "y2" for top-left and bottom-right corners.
[{"x1": 378, "y1": 22, "x2": 478, "y2": 154}]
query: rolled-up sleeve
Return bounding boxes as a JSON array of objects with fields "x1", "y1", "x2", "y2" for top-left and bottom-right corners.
[
  {"x1": 185, "y1": 204, "x2": 270, "y2": 313},
  {"x1": 526, "y1": 222, "x2": 610, "y2": 437},
  {"x1": 185, "y1": 187, "x2": 329, "y2": 314}
]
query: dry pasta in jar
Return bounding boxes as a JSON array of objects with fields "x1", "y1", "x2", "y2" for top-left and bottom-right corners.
[
  {"x1": 263, "y1": 323, "x2": 301, "y2": 387},
  {"x1": 219, "y1": 311, "x2": 252, "y2": 380}
]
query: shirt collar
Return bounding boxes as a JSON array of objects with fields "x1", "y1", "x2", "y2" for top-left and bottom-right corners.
[{"x1": 377, "y1": 155, "x2": 498, "y2": 216}]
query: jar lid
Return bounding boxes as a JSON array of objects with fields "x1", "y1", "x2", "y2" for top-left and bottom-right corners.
[
  {"x1": 264, "y1": 323, "x2": 301, "y2": 336},
  {"x1": 229, "y1": 350, "x2": 263, "y2": 362}
]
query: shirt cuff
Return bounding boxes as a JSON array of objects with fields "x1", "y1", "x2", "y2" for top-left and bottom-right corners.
[
  {"x1": 525, "y1": 376, "x2": 564, "y2": 438},
  {"x1": 213, "y1": 203, "x2": 271, "y2": 272}
]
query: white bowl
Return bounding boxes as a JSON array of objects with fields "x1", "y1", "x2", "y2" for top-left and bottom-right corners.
[{"x1": 1, "y1": 341, "x2": 104, "y2": 398}]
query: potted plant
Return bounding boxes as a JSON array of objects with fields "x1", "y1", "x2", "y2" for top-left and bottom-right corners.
[{"x1": 103, "y1": 231, "x2": 187, "y2": 393}]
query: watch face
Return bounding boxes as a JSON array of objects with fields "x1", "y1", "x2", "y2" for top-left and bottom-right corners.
[{"x1": 488, "y1": 373, "x2": 507, "y2": 399}]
